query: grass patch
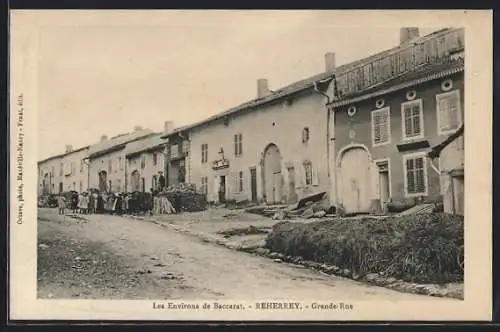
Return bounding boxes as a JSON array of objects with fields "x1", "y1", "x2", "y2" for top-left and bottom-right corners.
[{"x1": 265, "y1": 213, "x2": 463, "y2": 284}]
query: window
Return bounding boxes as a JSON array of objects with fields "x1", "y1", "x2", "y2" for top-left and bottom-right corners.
[
  {"x1": 304, "y1": 161, "x2": 313, "y2": 186},
  {"x1": 371, "y1": 107, "x2": 391, "y2": 146},
  {"x1": 404, "y1": 153, "x2": 428, "y2": 196},
  {"x1": 401, "y1": 99, "x2": 424, "y2": 140},
  {"x1": 108, "y1": 180, "x2": 112, "y2": 192},
  {"x1": 141, "y1": 177, "x2": 145, "y2": 192},
  {"x1": 73, "y1": 182, "x2": 76, "y2": 190},
  {"x1": 60, "y1": 163, "x2": 63, "y2": 176},
  {"x1": 80, "y1": 160, "x2": 84, "y2": 173},
  {"x1": 436, "y1": 90, "x2": 462, "y2": 135},
  {"x1": 302, "y1": 127, "x2": 310, "y2": 143},
  {"x1": 71, "y1": 162, "x2": 76, "y2": 175},
  {"x1": 119, "y1": 157, "x2": 123, "y2": 170},
  {"x1": 234, "y1": 133, "x2": 243, "y2": 156},
  {"x1": 141, "y1": 155, "x2": 146, "y2": 169},
  {"x1": 171, "y1": 144, "x2": 179, "y2": 159},
  {"x1": 238, "y1": 171, "x2": 244, "y2": 192},
  {"x1": 201, "y1": 176, "x2": 208, "y2": 195},
  {"x1": 201, "y1": 144, "x2": 208, "y2": 164},
  {"x1": 152, "y1": 153, "x2": 157, "y2": 166},
  {"x1": 117, "y1": 179, "x2": 122, "y2": 192},
  {"x1": 79, "y1": 181, "x2": 83, "y2": 192},
  {"x1": 108, "y1": 159, "x2": 112, "y2": 173}
]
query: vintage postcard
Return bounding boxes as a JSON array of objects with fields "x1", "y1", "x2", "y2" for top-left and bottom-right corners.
[{"x1": 9, "y1": 10, "x2": 492, "y2": 321}]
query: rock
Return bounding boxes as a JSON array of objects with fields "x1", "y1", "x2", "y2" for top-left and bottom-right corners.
[
  {"x1": 302, "y1": 208, "x2": 315, "y2": 219},
  {"x1": 272, "y1": 211, "x2": 287, "y2": 220},
  {"x1": 154, "y1": 263, "x2": 166, "y2": 267},
  {"x1": 352, "y1": 273, "x2": 361, "y2": 280},
  {"x1": 313, "y1": 210, "x2": 327, "y2": 218},
  {"x1": 48, "y1": 293, "x2": 54, "y2": 298},
  {"x1": 74, "y1": 256, "x2": 82, "y2": 261},
  {"x1": 273, "y1": 259, "x2": 282, "y2": 263},
  {"x1": 386, "y1": 277, "x2": 397, "y2": 284},
  {"x1": 268, "y1": 252, "x2": 281, "y2": 259},
  {"x1": 38, "y1": 243, "x2": 50, "y2": 249},
  {"x1": 365, "y1": 273, "x2": 378, "y2": 283},
  {"x1": 342, "y1": 269, "x2": 351, "y2": 277},
  {"x1": 320, "y1": 264, "x2": 329, "y2": 270}
]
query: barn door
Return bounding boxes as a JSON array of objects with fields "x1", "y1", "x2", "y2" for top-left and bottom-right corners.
[{"x1": 339, "y1": 147, "x2": 371, "y2": 214}]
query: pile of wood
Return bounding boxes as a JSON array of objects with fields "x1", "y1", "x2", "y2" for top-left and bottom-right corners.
[{"x1": 158, "y1": 183, "x2": 207, "y2": 213}]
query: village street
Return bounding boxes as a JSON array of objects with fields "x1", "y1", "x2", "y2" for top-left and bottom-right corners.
[{"x1": 37, "y1": 207, "x2": 452, "y2": 301}]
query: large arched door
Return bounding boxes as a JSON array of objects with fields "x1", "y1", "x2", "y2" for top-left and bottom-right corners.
[
  {"x1": 98, "y1": 170, "x2": 108, "y2": 192},
  {"x1": 130, "y1": 170, "x2": 140, "y2": 192},
  {"x1": 339, "y1": 147, "x2": 371, "y2": 214},
  {"x1": 263, "y1": 144, "x2": 283, "y2": 204}
]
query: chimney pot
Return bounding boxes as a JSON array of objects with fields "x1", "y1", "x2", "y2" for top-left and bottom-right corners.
[
  {"x1": 133, "y1": 125, "x2": 143, "y2": 132},
  {"x1": 400, "y1": 27, "x2": 420, "y2": 45},
  {"x1": 325, "y1": 52, "x2": 336, "y2": 72},
  {"x1": 100, "y1": 135, "x2": 108, "y2": 141},
  {"x1": 257, "y1": 78, "x2": 271, "y2": 98},
  {"x1": 164, "y1": 121, "x2": 174, "y2": 133},
  {"x1": 65, "y1": 145, "x2": 73, "y2": 153}
]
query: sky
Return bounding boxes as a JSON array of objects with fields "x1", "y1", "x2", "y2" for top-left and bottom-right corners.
[{"x1": 36, "y1": 10, "x2": 443, "y2": 161}]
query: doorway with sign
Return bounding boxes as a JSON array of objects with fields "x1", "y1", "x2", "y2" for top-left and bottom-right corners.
[{"x1": 218, "y1": 175, "x2": 226, "y2": 203}]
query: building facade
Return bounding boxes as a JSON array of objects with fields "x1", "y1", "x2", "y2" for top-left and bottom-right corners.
[
  {"x1": 87, "y1": 128, "x2": 155, "y2": 193},
  {"x1": 125, "y1": 133, "x2": 166, "y2": 192},
  {"x1": 162, "y1": 56, "x2": 338, "y2": 204},
  {"x1": 327, "y1": 27, "x2": 465, "y2": 215},
  {"x1": 38, "y1": 154, "x2": 64, "y2": 195},
  {"x1": 60, "y1": 145, "x2": 90, "y2": 193}
]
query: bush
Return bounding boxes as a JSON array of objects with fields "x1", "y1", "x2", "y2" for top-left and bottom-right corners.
[{"x1": 265, "y1": 213, "x2": 464, "y2": 284}]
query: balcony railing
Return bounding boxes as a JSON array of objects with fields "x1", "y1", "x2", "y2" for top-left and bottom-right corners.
[{"x1": 335, "y1": 28, "x2": 464, "y2": 98}]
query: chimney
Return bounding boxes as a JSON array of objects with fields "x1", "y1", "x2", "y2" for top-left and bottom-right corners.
[
  {"x1": 133, "y1": 125, "x2": 143, "y2": 132},
  {"x1": 100, "y1": 135, "x2": 108, "y2": 141},
  {"x1": 325, "y1": 52, "x2": 336, "y2": 72},
  {"x1": 257, "y1": 78, "x2": 271, "y2": 98},
  {"x1": 400, "y1": 27, "x2": 420, "y2": 45},
  {"x1": 65, "y1": 145, "x2": 73, "y2": 153},
  {"x1": 164, "y1": 121, "x2": 174, "y2": 133}
]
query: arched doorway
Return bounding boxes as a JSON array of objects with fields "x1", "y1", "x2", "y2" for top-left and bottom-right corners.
[
  {"x1": 338, "y1": 146, "x2": 371, "y2": 214},
  {"x1": 130, "y1": 170, "x2": 140, "y2": 192},
  {"x1": 98, "y1": 170, "x2": 108, "y2": 193},
  {"x1": 262, "y1": 143, "x2": 283, "y2": 204}
]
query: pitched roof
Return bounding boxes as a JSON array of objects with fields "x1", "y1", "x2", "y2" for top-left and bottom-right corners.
[
  {"x1": 38, "y1": 145, "x2": 90, "y2": 164},
  {"x1": 161, "y1": 28, "x2": 462, "y2": 139},
  {"x1": 329, "y1": 56, "x2": 465, "y2": 107},
  {"x1": 88, "y1": 129, "x2": 155, "y2": 158},
  {"x1": 124, "y1": 133, "x2": 165, "y2": 157}
]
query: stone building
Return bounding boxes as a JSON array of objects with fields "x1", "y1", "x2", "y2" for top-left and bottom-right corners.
[
  {"x1": 60, "y1": 145, "x2": 90, "y2": 193},
  {"x1": 86, "y1": 127, "x2": 155, "y2": 193},
  {"x1": 38, "y1": 153, "x2": 65, "y2": 195},
  {"x1": 162, "y1": 55, "x2": 338, "y2": 204},
  {"x1": 124, "y1": 132, "x2": 168, "y2": 192},
  {"x1": 327, "y1": 27, "x2": 464, "y2": 214}
]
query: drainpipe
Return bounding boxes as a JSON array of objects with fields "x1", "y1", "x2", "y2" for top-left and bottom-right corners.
[{"x1": 313, "y1": 79, "x2": 337, "y2": 207}]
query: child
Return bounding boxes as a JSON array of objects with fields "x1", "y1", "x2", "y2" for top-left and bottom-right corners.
[{"x1": 57, "y1": 195, "x2": 66, "y2": 215}]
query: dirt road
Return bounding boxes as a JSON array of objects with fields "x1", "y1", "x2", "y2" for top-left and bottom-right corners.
[{"x1": 37, "y1": 208, "x2": 449, "y2": 300}]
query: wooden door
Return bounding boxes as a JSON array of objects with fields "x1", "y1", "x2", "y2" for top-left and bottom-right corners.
[
  {"x1": 287, "y1": 167, "x2": 298, "y2": 203},
  {"x1": 339, "y1": 148, "x2": 371, "y2": 214},
  {"x1": 250, "y1": 168, "x2": 258, "y2": 202},
  {"x1": 219, "y1": 176, "x2": 226, "y2": 203}
]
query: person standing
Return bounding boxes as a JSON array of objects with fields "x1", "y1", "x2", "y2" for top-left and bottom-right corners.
[
  {"x1": 158, "y1": 171, "x2": 166, "y2": 192},
  {"x1": 57, "y1": 195, "x2": 66, "y2": 215}
]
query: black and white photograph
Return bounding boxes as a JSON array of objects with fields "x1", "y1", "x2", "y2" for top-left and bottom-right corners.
[{"x1": 9, "y1": 10, "x2": 492, "y2": 321}]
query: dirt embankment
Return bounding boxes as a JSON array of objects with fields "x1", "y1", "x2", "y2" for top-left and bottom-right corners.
[{"x1": 265, "y1": 213, "x2": 464, "y2": 285}]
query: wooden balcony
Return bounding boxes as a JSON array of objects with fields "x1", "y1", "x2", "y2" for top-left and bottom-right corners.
[{"x1": 334, "y1": 28, "x2": 464, "y2": 98}]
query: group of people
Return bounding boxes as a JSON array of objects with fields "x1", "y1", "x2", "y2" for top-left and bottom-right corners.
[{"x1": 55, "y1": 171, "x2": 178, "y2": 216}]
